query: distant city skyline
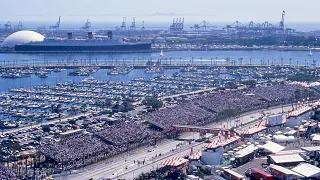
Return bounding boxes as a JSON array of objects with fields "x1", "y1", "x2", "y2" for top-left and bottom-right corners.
[{"x1": 1, "y1": 0, "x2": 320, "y2": 31}]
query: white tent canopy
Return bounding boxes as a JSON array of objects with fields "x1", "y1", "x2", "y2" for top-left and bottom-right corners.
[
  {"x1": 270, "y1": 154, "x2": 305, "y2": 164},
  {"x1": 312, "y1": 134, "x2": 320, "y2": 141},
  {"x1": 292, "y1": 163, "x2": 320, "y2": 178},
  {"x1": 261, "y1": 141, "x2": 285, "y2": 154},
  {"x1": 270, "y1": 164, "x2": 304, "y2": 177}
]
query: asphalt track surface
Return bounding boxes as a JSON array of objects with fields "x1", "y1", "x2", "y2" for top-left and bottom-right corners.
[{"x1": 56, "y1": 105, "x2": 292, "y2": 180}]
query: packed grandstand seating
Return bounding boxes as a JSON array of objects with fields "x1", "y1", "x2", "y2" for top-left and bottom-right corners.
[
  {"x1": 39, "y1": 135, "x2": 113, "y2": 169},
  {"x1": 146, "y1": 103, "x2": 214, "y2": 128},
  {"x1": 195, "y1": 90, "x2": 265, "y2": 113},
  {"x1": 146, "y1": 84, "x2": 320, "y2": 128},
  {"x1": 250, "y1": 84, "x2": 317, "y2": 105},
  {"x1": 0, "y1": 164, "x2": 17, "y2": 180},
  {"x1": 94, "y1": 121, "x2": 160, "y2": 148}
]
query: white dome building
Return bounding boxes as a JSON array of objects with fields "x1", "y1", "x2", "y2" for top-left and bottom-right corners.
[{"x1": 2, "y1": 30, "x2": 45, "y2": 48}]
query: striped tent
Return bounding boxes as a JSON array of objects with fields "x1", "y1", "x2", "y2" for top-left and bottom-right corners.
[
  {"x1": 204, "y1": 136, "x2": 241, "y2": 149},
  {"x1": 189, "y1": 151, "x2": 202, "y2": 160},
  {"x1": 159, "y1": 157, "x2": 189, "y2": 167}
]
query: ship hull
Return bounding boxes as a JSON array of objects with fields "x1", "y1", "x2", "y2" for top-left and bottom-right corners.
[{"x1": 15, "y1": 43, "x2": 152, "y2": 53}]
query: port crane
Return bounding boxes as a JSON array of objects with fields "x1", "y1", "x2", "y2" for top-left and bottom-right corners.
[
  {"x1": 224, "y1": 11, "x2": 294, "y2": 36},
  {"x1": 130, "y1": 17, "x2": 136, "y2": 30},
  {"x1": 16, "y1": 21, "x2": 23, "y2": 30},
  {"x1": 141, "y1": 21, "x2": 145, "y2": 30},
  {"x1": 169, "y1": 18, "x2": 184, "y2": 33},
  {"x1": 49, "y1": 16, "x2": 61, "y2": 31},
  {"x1": 4, "y1": 21, "x2": 11, "y2": 31},
  {"x1": 82, "y1": 19, "x2": 91, "y2": 32},
  {"x1": 190, "y1": 20, "x2": 217, "y2": 32},
  {"x1": 120, "y1": 17, "x2": 126, "y2": 31}
]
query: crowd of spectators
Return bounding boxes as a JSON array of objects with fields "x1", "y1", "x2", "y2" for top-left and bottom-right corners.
[
  {"x1": 95, "y1": 121, "x2": 160, "y2": 149},
  {"x1": 39, "y1": 121, "x2": 161, "y2": 170},
  {"x1": 146, "y1": 84, "x2": 320, "y2": 128},
  {"x1": 39, "y1": 135, "x2": 113, "y2": 170},
  {"x1": 146, "y1": 103, "x2": 213, "y2": 128},
  {"x1": 195, "y1": 90, "x2": 265, "y2": 113},
  {"x1": 0, "y1": 164, "x2": 18, "y2": 180},
  {"x1": 250, "y1": 84, "x2": 317, "y2": 105}
]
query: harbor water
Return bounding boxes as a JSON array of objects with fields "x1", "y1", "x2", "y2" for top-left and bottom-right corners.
[{"x1": 0, "y1": 50, "x2": 317, "y2": 93}]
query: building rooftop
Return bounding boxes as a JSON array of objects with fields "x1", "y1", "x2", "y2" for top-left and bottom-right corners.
[
  {"x1": 59, "y1": 129, "x2": 84, "y2": 136},
  {"x1": 269, "y1": 154, "x2": 305, "y2": 164},
  {"x1": 261, "y1": 141, "x2": 285, "y2": 154},
  {"x1": 270, "y1": 164, "x2": 303, "y2": 177},
  {"x1": 292, "y1": 163, "x2": 320, "y2": 178},
  {"x1": 301, "y1": 146, "x2": 320, "y2": 152}
]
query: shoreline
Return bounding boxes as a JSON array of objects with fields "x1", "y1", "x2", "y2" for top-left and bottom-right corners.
[{"x1": 0, "y1": 46, "x2": 318, "y2": 53}]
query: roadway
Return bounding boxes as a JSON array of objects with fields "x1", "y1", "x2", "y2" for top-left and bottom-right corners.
[{"x1": 59, "y1": 105, "x2": 292, "y2": 180}]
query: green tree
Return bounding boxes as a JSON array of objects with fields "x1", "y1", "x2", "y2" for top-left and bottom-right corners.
[
  {"x1": 68, "y1": 119, "x2": 76, "y2": 125},
  {"x1": 104, "y1": 98, "x2": 112, "y2": 108},
  {"x1": 42, "y1": 125, "x2": 51, "y2": 133},
  {"x1": 121, "y1": 101, "x2": 134, "y2": 112},
  {"x1": 142, "y1": 98, "x2": 163, "y2": 109},
  {"x1": 241, "y1": 80, "x2": 257, "y2": 88},
  {"x1": 34, "y1": 136, "x2": 42, "y2": 142}
]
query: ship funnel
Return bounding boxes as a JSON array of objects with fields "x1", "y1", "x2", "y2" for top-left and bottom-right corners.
[
  {"x1": 67, "y1": 32, "x2": 72, "y2": 39},
  {"x1": 88, "y1": 32, "x2": 93, "y2": 40},
  {"x1": 107, "y1": 31, "x2": 113, "y2": 39}
]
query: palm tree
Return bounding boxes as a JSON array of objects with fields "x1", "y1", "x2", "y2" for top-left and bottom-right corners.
[{"x1": 226, "y1": 57, "x2": 230, "y2": 65}]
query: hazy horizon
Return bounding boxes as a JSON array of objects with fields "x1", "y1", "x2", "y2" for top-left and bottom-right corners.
[
  {"x1": 1, "y1": 20, "x2": 320, "y2": 32},
  {"x1": 2, "y1": 0, "x2": 320, "y2": 31}
]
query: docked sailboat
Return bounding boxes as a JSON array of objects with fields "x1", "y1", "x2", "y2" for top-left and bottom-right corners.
[
  {"x1": 160, "y1": 50, "x2": 164, "y2": 57},
  {"x1": 145, "y1": 66, "x2": 164, "y2": 74}
]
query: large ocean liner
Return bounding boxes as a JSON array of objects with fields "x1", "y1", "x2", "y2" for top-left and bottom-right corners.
[{"x1": 14, "y1": 31, "x2": 151, "y2": 53}]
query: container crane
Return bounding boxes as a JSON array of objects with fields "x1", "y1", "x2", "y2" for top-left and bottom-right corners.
[
  {"x1": 17, "y1": 21, "x2": 23, "y2": 30},
  {"x1": 190, "y1": 20, "x2": 217, "y2": 32},
  {"x1": 279, "y1": 11, "x2": 285, "y2": 29},
  {"x1": 81, "y1": 19, "x2": 91, "y2": 32},
  {"x1": 169, "y1": 18, "x2": 184, "y2": 33},
  {"x1": 49, "y1": 16, "x2": 61, "y2": 30},
  {"x1": 4, "y1": 21, "x2": 11, "y2": 31},
  {"x1": 141, "y1": 21, "x2": 145, "y2": 30},
  {"x1": 120, "y1": 17, "x2": 126, "y2": 31},
  {"x1": 130, "y1": 17, "x2": 136, "y2": 30},
  {"x1": 224, "y1": 11, "x2": 293, "y2": 37}
]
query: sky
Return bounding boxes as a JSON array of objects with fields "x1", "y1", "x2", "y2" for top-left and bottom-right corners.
[{"x1": 1, "y1": 0, "x2": 320, "y2": 30}]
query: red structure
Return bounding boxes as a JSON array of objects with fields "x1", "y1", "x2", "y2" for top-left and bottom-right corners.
[
  {"x1": 170, "y1": 125, "x2": 233, "y2": 139},
  {"x1": 245, "y1": 168, "x2": 273, "y2": 180}
]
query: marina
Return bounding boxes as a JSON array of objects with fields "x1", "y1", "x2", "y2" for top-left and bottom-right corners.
[
  {"x1": 0, "y1": 48, "x2": 317, "y2": 128},
  {"x1": 0, "y1": 62, "x2": 314, "y2": 130}
]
